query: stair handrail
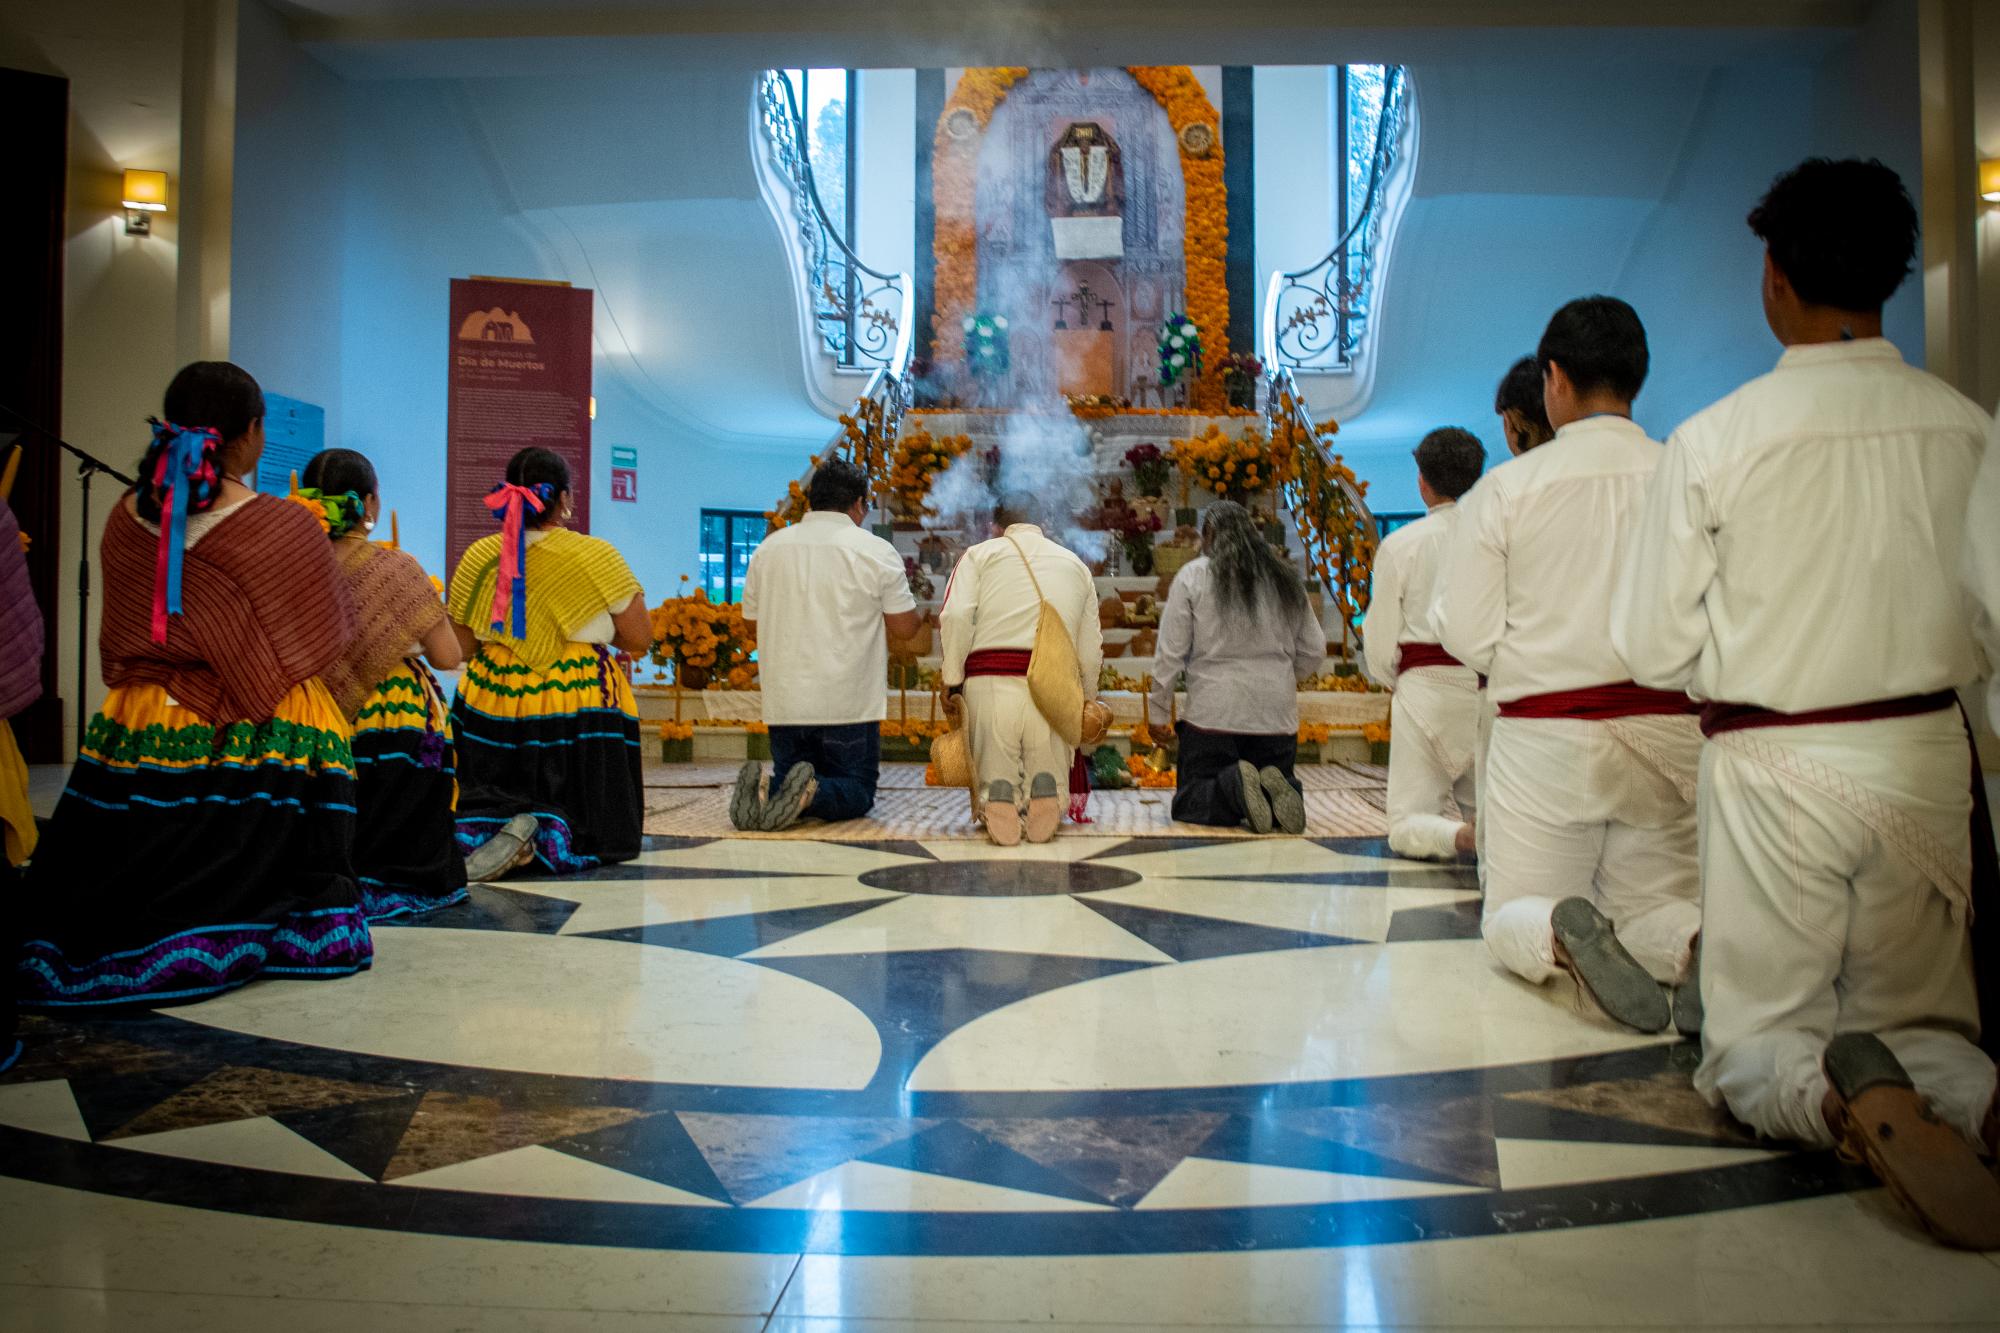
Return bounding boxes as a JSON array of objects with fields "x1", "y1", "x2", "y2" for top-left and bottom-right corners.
[
  {"x1": 1260, "y1": 66, "x2": 1410, "y2": 374},
  {"x1": 757, "y1": 70, "x2": 913, "y2": 375},
  {"x1": 1265, "y1": 364, "x2": 1377, "y2": 658}
]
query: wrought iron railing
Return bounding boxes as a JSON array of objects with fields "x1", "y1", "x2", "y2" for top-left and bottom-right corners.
[
  {"x1": 757, "y1": 70, "x2": 912, "y2": 373},
  {"x1": 1266, "y1": 365, "x2": 1379, "y2": 654},
  {"x1": 1262, "y1": 66, "x2": 1410, "y2": 373}
]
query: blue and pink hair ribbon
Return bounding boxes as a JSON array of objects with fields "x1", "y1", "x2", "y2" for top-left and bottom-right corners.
[
  {"x1": 148, "y1": 421, "x2": 222, "y2": 646},
  {"x1": 485, "y1": 481, "x2": 549, "y2": 637}
]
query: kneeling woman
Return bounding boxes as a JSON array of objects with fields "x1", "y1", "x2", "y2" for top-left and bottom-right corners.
[
  {"x1": 1149, "y1": 501, "x2": 1326, "y2": 835},
  {"x1": 300, "y1": 448, "x2": 468, "y2": 919},
  {"x1": 447, "y1": 447, "x2": 651, "y2": 876},
  {"x1": 18, "y1": 362, "x2": 372, "y2": 1007}
]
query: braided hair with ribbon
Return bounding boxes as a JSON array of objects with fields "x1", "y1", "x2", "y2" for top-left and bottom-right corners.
[
  {"x1": 137, "y1": 361, "x2": 266, "y2": 645},
  {"x1": 485, "y1": 446, "x2": 571, "y2": 639},
  {"x1": 139, "y1": 419, "x2": 224, "y2": 644},
  {"x1": 300, "y1": 447, "x2": 378, "y2": 540}
]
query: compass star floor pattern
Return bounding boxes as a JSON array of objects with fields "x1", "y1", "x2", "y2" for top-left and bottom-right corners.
[{"x1": 6, "y1": 830, "x2": 2000, "y2": 1329}]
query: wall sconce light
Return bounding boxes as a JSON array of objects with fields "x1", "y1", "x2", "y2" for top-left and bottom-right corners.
[
  {"x1": 1981, "y1": 159, "x2": 2000, "y2": 205},
  {"x1": 122, "y1": 169, "x2": 168, "y2": 235}
]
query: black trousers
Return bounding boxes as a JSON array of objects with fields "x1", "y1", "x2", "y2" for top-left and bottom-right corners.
[{"x1": 1171, "y1": 722, "x2": 1302, "y2": 827}]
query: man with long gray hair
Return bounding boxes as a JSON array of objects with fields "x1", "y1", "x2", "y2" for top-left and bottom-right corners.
[{"x1": 1150, "y1": 502, "x2": 1326, "y2": 833}]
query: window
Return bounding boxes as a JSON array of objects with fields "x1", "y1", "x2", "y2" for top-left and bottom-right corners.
[
  {"x1": 699, "y1": 510, "x2": 767, "y2": 604},
  {"x1": 1339, "y1": 65, "x2": 1391, "y2": 235},
  {"x1": 781, "y1": 68, "x2": 863, "y2": 365}
]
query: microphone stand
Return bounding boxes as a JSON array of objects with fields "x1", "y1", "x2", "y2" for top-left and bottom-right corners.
[{"x1": 0, "y1": 402, "x2": 135, "y2": 758}]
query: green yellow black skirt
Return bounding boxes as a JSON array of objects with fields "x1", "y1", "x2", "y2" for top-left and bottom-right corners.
[
  {"x1": 451, "y1": 641, "x2": 643, "y2": 873},
  {"x1": 17, "y1": 681, "x2": 372, "y2": 1008},
  {"x1": 350, "y1": 658, "x2": 468, "y2": 919}
]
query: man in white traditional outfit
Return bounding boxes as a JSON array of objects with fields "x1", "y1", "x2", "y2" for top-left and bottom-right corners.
[
  {"x1": 1364, "y1": 427, "x2": 1486, "y2": 861},
  {"x1": 1437, "y1": 296, "x2": 1702, "y2": 1036},
  {"x1": 1613, "y1": 158, "x2": 1999, "y2": 1249},
  {"x1": 940, "y1": 497, "x2": 1103, "y2": 846}
]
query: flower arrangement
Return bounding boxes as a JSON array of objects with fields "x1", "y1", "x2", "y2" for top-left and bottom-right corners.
[
  {"x1": 1171, "y1": 423, "x2": 1277, "y2": 497},
  {"x1": 1272, "y1": 390, "x2": 1374, "y2": 629},
  {"x1": 657, "y1": 721, "x2": 694, "y2": 741},
  {"x1": 1298, "y1": 722, "x2": 1335, "y2": 745},
  {"x1": 1124, "y1": 442, "x2": 1170, "y2": 497},
  {"x1": 1109, "y1": 505, "x2": 1163, "y2": 576},
  {"x1": 649, "y1": 578, "x2": 756, "y2": 689},
  {"x1": 1066, "y1": 394, "x2": 1131, "y2": 417},
  {"x1": 881, "y1": 427, "x2": 974, "y2": 518},
  {"x1": 933, "y1": 66, "x2": 1230, "y2": 407},
  {"x1": 964, "y1": 313, "x2": 1009, "y2": 376},
  {"x1": 1217, "y1": 353, "x2": 1263, "y2": 409},
  {"x1": 1157, "y1": 313, "x2": 1202, "y2": 388},
  {"x1": 1362, "y1": 720, "x2": 1390, "y2": 744}
]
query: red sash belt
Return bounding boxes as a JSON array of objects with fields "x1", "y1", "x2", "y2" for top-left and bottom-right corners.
[
  {"x1": 1396, "y1": 642, "x2": 1465, "y2": 674},
  {"x1": 1699, "y1": 690, "x2": 1956, "y2": 739},
  {"x1": 1498, "y1": 681, "x2": 1698, "y2": 721},
  {"x1": 964, "y1": 649, "x2": 1032, "y2": 678}
]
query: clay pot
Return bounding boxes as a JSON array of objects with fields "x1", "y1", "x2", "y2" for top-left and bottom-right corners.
[{"x1": 677, "y1": 664, "x2": 711, "y2": 691}]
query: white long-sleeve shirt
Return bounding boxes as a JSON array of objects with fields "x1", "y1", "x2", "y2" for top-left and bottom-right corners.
[
  {"x1": 1436, "y1": 415, "x2": 1665, "y2": 705},
  {"x1": 1362, "y1": 500, "x2": 1459, "y2": 689},
  {"x1": 1965, "y1": 408, "x2": 2000, "y2": 722},
  {"x1": 939, "y1": 524, "x2": 1103, "y2": 695},
  {"x1": 1612, "y1": 339, "x2": 1990, "y2": 712},
  {"x1": 1149, "y1": 556, "x2": 1325, "y2": 734}
]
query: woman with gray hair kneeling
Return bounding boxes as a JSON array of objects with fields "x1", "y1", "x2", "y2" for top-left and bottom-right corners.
[{"x1": 1150, "y1": 502, "x2": 1326, "y2": 833}]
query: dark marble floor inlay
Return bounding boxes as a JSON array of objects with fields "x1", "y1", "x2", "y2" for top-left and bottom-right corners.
[{"x1": 859, "y1": 860, "x2": 1141, "y2": 896}]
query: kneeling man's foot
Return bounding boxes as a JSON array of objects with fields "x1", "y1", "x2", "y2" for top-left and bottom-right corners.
[
  {"x1": 985, "y1": 780, "x2": 1021, "y2": 846},
  {"x1": 1236, "y1": 761, "x2": 1273, "y2": 834},
  {"x1": 1258, "y1": 767, "x2": 1306, "y2": 835},
  {"x1": 731, "y1": 762, "x2": 767, "y2": 831},
  {"x1": 1024, "y1": 772, "x2": 1062, "y2": 844},
  {"x1": 1823, "y1": 1032, "x2": 2000, "y2": 1251},
  {"x1": 1550, "y1": 897, "x2": 1670, "y2": 1033},
  {"x1": 465, "y1": 813, "x2": 540, "y2": 882},
  {"x1": 1454, "y1": 819, "x2": 1476, "y2": 857},
  {"x1": 761, "y1": 764, "x2": 818, "y2": 832},
  {"x1": 1671, "y1": 933, "x2": 1703, "y2": 1039}
]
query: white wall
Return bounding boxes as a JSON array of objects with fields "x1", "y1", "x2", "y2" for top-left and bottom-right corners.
[
  {"x1": 856, "y1": 67, "x2": 916, "y2": 281},
  {"x1": 1317, "y1": 29, "x2": 1927, "y2": 512},
  {"x1": 230, "y1": 17, "x2": 824, "y2": 605}
]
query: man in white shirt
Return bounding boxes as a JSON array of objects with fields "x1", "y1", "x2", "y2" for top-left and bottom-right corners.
[
  {"x1": 1437, "y1": 296, "x2": 1702, "y2": 1036},
  {"x1": 738, "y1": 458, "x2": 920, "y2": 831},
  {"x1": 1364, "y1": 427, "x2": 1486, "y2": 861},
  {"x1": 939, "y1": 498, "x2": 1102, "y2": 846},
  {"x1": 1613, "y1": 158, "x2": 1998, "y2": 1248}
]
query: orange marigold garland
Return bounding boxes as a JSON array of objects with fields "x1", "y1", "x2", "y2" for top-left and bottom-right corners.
[{"x1": 931, "y1": 66, "x2": 1229, "y2": 409}]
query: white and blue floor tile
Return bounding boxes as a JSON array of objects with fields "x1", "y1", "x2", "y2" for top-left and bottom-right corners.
[{"x1": 6, "y1": 830, "x2": 2000, "y2": 1328}]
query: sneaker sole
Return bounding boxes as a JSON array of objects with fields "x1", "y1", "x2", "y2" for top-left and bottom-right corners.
[
  {"x1": 761, "y1": 766, "x2": 816, "y2": 832},
  {"x1": 1238, "y1": 761, "x2": 1273, "y2": 834},
  {"x1": 731, "y1": 763, "x2": 764, "y2": 832},
  {"x1": 1260, "y1": 767, "x2": 1306, "y2": 835},
  {"x1": 1551, "y1": 897, "x2": 1670, "y2": 1033}
]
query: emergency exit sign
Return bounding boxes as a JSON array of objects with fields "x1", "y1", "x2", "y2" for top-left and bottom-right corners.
[{"x1": 610, "y1": 446, "x2": 638, "y2": 503}]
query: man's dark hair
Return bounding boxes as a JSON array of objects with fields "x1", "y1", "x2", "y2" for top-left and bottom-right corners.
[
  {"x1": 1537, "y1": 296, "x2": 1649, "y2": 403},
  {"x1": 1748, "y1": 157, "x2": 1917, "y2": 312},
  {"x1": 807, "y1": 457, "x2": 870, "y2": 512},
  {"x1": 1493, "y1": 356, "x2": 1551, "y2": 437},
  {"x1": 1413, "y1": 427, "x2": 1486, "y2": 501},
  {"x1": 991, "y1": 494, "x2": 1035, "y2": 530}
]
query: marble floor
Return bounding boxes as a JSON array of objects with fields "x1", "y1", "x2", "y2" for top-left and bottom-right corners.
[{"x1": 6, "y1": 794, "x2": 2000, "y2": 1329}]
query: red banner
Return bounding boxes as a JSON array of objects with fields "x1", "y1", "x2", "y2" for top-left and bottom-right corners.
[{"x1": 446, "y1": 278, "x2": 592, "y2": 577}]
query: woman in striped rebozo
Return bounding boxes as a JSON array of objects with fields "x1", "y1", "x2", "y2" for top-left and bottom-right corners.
[
  {"x1": 17, "y1": 362, "x2": 374, "y2": 1009},
  {"x1": 444, "y1": 447, "x2": 652, "y2": 878},
  {"x1": 298, "y1": 448, "x2": 468, "y2": 920}
]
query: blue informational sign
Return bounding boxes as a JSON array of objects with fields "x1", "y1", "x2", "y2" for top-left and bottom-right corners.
[{"x1": 255, "y1": 393, "x2": 326, "y2": 496}]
